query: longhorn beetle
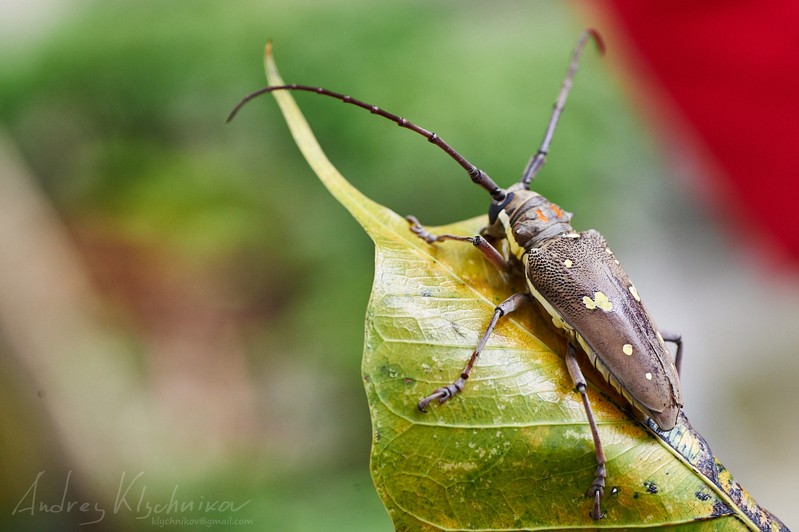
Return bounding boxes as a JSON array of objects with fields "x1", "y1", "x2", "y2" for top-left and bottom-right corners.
[{"x1": 229, "y1": 30, "x2": 684, "y2": 520}]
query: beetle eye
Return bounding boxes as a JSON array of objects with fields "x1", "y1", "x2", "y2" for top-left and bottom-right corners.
[{"x1": 487, "y1": 192, "x2": 514, "y2": 224}]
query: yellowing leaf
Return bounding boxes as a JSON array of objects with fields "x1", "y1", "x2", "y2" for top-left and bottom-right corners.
[{"x1": 260, "y1": 43, "x2": 787, "y2": 531}]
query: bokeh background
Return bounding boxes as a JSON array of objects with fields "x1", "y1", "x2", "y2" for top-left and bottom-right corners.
[{"x1": 1, "y1": 1, "x2": 797, "y2": 530}]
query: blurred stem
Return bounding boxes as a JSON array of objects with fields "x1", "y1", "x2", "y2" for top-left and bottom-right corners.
[{"x1": 0, "y1": 130, "x2": 154, "y2": 494}]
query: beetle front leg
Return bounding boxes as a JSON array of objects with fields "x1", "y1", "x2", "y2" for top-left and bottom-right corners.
[
  {"x1": 418, "y1": 292, "x2": 529, "y2": 412},
  {"x1": 406, "y1": 215, "x2": 509, "y2": 271},
  {"x1": 564, "y1": 342, "x2": 607, "y2": 520}
]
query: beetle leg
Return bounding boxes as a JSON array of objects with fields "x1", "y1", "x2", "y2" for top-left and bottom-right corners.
[
  {"x1": 564, "y1": 342, "x2": 607, "y2": 520},
  {"x1": 660, "y1": 331, "x2": 683, "y2": 376},
  {"x1": 406, "y1": 215, "x2": 510, "y2": 271},
  {"x1": 418, "y1": 292, "x2": 528, "y2": 412}
]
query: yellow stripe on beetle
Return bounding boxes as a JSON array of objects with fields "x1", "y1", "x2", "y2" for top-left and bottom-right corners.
[{"x1": 497, "y1": 210, "x2": 525, "y2": 259}]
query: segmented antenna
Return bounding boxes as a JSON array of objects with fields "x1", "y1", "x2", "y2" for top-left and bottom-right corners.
[
  {"x1": 520, "y1": 29, "x2": 605, "y2": 188},
  {"x1": 228, "y1": 83, "x2": 506, "y2": 202}
]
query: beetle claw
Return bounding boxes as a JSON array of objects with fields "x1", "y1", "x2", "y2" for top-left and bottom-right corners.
[
  {"x1": 589, "y1": 491, "x2": 605, "y2": 520},
  {"x1": 586, "y1": 463, "x2": 606, "y2": 520},
  {"x1": 417, "y1": 382, "x2": 463, "y2": 412},
  {"x1": 417, "y1": 388, "x2": 448, "y2": 412}
]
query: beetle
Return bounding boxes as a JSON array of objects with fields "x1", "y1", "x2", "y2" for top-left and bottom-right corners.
[{"x1": 228, "y1": 29, "x2": 684, "y2": 520}]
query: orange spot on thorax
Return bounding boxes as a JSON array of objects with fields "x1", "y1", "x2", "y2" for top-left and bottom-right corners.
[
  {"x1": 535, "y1": 208, "x2": 549, "y2": 222},
  {"x1": 536, "y1": 204, "x2": 564, "y2": 223}
]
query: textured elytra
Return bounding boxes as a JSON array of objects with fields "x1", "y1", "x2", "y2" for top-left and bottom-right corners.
[{"x1": 526, "y1": 229, "x2": 682, "y2": 429}]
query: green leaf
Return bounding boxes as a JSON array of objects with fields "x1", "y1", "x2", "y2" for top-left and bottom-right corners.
[{"x1": 260, "y1": 44, "x2": 787, "y2": 531}]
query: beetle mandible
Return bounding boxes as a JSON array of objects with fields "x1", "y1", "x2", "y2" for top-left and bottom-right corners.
[{"x1": 228, "y1": 29, "x2": 684, "y2": 521}]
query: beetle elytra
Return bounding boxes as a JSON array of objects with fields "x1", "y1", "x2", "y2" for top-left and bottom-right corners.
[{"x1": 229, "y1": 29, "x2": 685, "y2": 521}]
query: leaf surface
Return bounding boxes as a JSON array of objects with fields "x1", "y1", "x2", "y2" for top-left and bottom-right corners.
[{"x1": 261, "y1": 44, "x2": 787, "y2": 532}]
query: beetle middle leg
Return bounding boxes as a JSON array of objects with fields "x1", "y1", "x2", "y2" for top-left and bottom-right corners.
[
  {"x1": 406, "y1": 215, "x2": 509, "y2": 271},
  {"x1": 418, "y1": 292, "x2": 529, "y2": 412},
  {"x1": 564, "y1": 342, "x2": 607, "y2": 520}
]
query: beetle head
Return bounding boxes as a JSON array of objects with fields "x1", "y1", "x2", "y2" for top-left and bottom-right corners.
[{"x1": 484, "y1": 184, "x2": 574, "y2": 252}]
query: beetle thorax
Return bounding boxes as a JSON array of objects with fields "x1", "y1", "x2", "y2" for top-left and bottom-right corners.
[{"x1": 486, "y1": 188, "x2": 574, "y2": 258}]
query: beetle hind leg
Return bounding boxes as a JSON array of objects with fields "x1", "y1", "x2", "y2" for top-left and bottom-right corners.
[{"x1": 565, "y1": 342, "x2": 607, "y2": 520}]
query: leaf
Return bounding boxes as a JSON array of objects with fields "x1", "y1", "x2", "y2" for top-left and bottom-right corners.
[{"x1": 260, "y1": 44, "x2": 788, "y2": 531}]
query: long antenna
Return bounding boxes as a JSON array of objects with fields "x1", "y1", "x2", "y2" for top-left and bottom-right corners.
[
  {"x1": 520, "y1": 29, "x2": 605, "y2": 188},
  {"x1": 228, "y1": 83, "x2": 506, "y2": 202}
]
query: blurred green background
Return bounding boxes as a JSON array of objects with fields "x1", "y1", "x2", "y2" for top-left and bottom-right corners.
[{"x1": 0, "y1": 1, "x2": 796, "y2": 530}]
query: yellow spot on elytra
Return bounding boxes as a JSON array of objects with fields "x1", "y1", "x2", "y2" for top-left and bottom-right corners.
[
  {"x1": 645, "y1": 372, "x2": 653, "y2": 381},
  {"x1": 564, "y1": 259, "x2": 573, "y2": 268},
  {"x1": 582, "y1": 291, "x2": 613, "y2": 312},
  {"x1": 629, "y1": 285, "x2": 640, "y2": 302},
  {"x1": 623, "y1": 344, "x2": 633, "y2": 356}
]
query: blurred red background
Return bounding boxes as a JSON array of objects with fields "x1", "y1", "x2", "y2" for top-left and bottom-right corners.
[{"x1": 608, "y1": 1, "x2": 799, "y2": 268}]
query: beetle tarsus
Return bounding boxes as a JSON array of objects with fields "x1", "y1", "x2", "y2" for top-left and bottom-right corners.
[
  {"x1": 416, "y1": 391, "x2": 444, "y2": 412},
  {"x1": 589, "y1": 490, "x2": 605, "y2": 520},
  {"x1": 586, "y1": 463, "x2": 606, "y2": 519},
  {"x1": 417, "y1": 379, "x2": 464, "y2": 412},
  {"x1": 406, "y1": 215, "x2": 511, "y2": 271},
  {"x1": 406, "y1": 215, "x2": 473, "y2": 245},
  {"x1": 406, "y1": 215, "x2": 438, "y2": 244}
]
